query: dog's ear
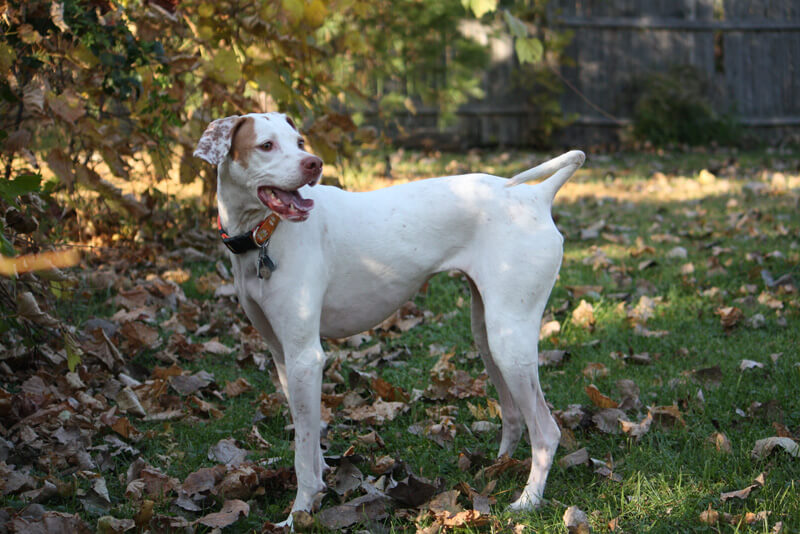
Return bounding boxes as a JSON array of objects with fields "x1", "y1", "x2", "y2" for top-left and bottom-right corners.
[{"x1": 194, "y1": 115, "x2": 244, "y2": 166}]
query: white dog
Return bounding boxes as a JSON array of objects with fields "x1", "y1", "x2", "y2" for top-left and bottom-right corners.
[{"x1": 195, "y1": 112, "x2": 584, "y2": 526}]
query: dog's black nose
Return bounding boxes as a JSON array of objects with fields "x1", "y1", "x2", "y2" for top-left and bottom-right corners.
[{"x1": 302, "y1": 156, "x2": 323, "y2": 174}]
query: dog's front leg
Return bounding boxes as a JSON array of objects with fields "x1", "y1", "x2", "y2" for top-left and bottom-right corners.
[{"x1": 284, "y1": 343, "x2": 327, "y2": 520}]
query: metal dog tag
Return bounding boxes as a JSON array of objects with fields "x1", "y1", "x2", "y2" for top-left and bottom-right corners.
[{"x1": 257, "y1": 243, "x2": 276, "y2": 279}]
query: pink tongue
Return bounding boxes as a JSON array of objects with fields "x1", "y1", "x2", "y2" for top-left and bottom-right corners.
[{"x1": 273, "y1": 189, "x2": 313, "y2": 211}]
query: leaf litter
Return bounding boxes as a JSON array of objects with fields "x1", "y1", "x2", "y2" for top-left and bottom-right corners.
[{"x1": 2, "y1": 151, "x2": 799, "y2": 532}]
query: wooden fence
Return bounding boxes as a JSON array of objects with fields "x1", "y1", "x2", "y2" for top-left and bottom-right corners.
[{"x1": 394, "y1": 0, "x2": 800, "y2": 147}]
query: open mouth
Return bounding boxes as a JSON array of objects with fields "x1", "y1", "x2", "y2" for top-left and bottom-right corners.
[{"x1": 257, "y1": 186, "x2": 314, "y2": 221}]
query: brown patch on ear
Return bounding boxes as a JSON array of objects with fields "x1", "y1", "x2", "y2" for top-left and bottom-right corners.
[
  {"x1": 285, "y1": 115, "x2": 297, "y2": 131},
  {"x1": 194, "y1": 115, "x2": 241, "y2": 165},
  {"x1": 230, "y1": 116, "x2": 256, "y2": 168}
]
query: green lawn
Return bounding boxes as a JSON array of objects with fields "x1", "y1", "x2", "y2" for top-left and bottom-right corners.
[{"x1": 2, "y1": 148, "x2": 798, "y2": 533}]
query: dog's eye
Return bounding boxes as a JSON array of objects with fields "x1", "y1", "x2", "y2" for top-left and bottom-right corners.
[
  {"x1": 297, "y1": 139, "x2": 305, "y2": 149},
  {"x1": 261, "y1": 141, "x2": 273, "y2": 151}
]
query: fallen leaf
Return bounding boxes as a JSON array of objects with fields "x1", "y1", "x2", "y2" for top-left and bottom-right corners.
[
  {"x1": 208, "y1": 438, "x2": 248, "y2": 466},
  {"x1": 316, "y1": 493, "x2": 390, "y2": 529},
  {"x1": 341, "y1": 398, "x2": 407, "y2": 425},
  {"x1": 9, "y1": 511, "x2": 91, "y2": 533},
  {"x1": 715, "y1": 306, "x2": 743, "y2": 329},
  {"x1": 751, "y1": 437, "x2": 799, "y2": 459},
  {"x1": 328, "y1": 457, "x2": 362, "y2": 496},
  {"x1": 571, "y1": 300, "x2": 596, "y2": 330},
  {"x1": 558, "y1": 447, "x2": 589, "y2": 468},
  {"x1": 539, "y1": 349, "x2": 568, "y2": 366},
  {"x1": 739, "y1": 359, "x2": 764, "y2": 371},
  {"x1": 116, "y1": 387, "x2": 147, "y2": 417},
  {"x1": 196, "y1": 499, "x2": 249, "y2": 528},
  {"x1": 427, "y1": 490, "x2": 462, "y2": 515},
  {"x1": 650, "y1": 405, "x2": 685, "y2": 428},
  {"x1": 721, "y1": 483, "x2": 759, "y2": 502},
  {"x1": 582, "y1": 362, "x2": 608, "y2": 380},
  {"x1": 692, "y1": 365, "x2": 723, "y2": 386},
  {"x1": 563, "y1": 505, "x2": 591, "y2": 533},
  {"x1": 699, "y1": 504, "x2": 719, "y2": 524},
  {"x1": 620, "y1": 412, "x2": 653, "y2": 440},
  {"x1": 593, "y1": 408, "x2": 628, "y2": 434},
  {"x1": 224, "y1": 377, "x2": 252, "y2": 397},
  {"x1": 707, "y1": 432, "x2": 732, "y2": 453},
  {"x1": 585, "y1": 384, "x2": 619, "y2": 409},
  {"x1": 386, "y1": 474, "x2": 436, "y2": 507},
  {"x1": 539, "y1": 319, "x2": 561, "y2": 340}
]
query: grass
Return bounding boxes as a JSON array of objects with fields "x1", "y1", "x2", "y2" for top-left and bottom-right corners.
[{"x1": 8, "y1": 147, "x2": 799, "y2": 533}]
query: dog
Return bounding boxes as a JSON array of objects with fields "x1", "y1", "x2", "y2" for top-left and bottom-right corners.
[{"x1": 194, "y1": 112, "x2": 585, "y2": 527}]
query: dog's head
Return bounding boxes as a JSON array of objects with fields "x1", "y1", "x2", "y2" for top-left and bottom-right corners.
[{"x1": 194, "y1": 112, "x2": 323, "y2": 222}]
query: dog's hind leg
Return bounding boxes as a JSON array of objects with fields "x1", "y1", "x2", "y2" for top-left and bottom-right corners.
[
  {"x1": 468, "y1": 278, "x2": 523, "y2": 458},
  {"x1": 482, "y1": 292, "x2": 560, "y2": 511}
]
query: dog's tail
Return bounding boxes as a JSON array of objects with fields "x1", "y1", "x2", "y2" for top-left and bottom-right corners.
[{"x1": 505, "y1": 150, "x2": 585, "y2": 204}]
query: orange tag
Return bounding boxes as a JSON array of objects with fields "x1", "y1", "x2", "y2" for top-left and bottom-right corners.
[{"x1": 252, "y1": 214, "x2": 280, "y2": 246}]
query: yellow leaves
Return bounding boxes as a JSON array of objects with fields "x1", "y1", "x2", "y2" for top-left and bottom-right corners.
[
  {"x1": 0, "y1": 42, "x2": 17, "y2": 73},
  {"x1": 571, "y1": 299, "x2": 595, "y2": 330},
  {"x1": 463, "y1": 0, "x2": 498, "y2": 18},
  {"x1": 207, "y1": 49, "x2": 242, "y2": 86},
  {"x1": 0, "y1": 249, "x2": 80, "y2": 276},
  {"x1": 281, "y1": 0, "x2": 306, "y2": 23},
  {"x1": 303, "y1": 0, "x2": 328, "y2": 28}
]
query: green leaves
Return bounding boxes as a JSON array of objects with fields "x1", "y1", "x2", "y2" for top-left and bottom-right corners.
[
  {"x1": 0, "y1": 173, "x2": 41, "y2": 204},
  {"x1": 515, "y1": 36, "x2": 544, "y2": 64},
  {"x1": 503, "y1": 11, "x2": 543, "y2": 64},
  {"x1": 461, "y1": 0, "x2": 498, "y2": 18}
]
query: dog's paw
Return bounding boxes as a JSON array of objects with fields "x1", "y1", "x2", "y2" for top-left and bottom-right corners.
[{"x1": 507, "y1": 490, "x2": 543, "y2": 512}]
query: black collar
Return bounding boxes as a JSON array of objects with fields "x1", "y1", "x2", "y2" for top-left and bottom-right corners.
[{"x1": 217, "y1": 214, "x2": 280, "y2": 254}]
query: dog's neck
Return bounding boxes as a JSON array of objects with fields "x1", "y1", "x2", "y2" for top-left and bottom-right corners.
[{"x1": 216, "y1": 160, "x2": 272, "y2": 236}]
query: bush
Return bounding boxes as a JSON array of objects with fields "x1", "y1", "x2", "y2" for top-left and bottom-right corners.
[{"x1": 632, "y1": 65, "x2": 741, "y2": 147}]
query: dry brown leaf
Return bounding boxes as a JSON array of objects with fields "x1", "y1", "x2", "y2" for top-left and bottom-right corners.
[
  {"x1": 751, "y1": 437, "x2": 800, "y2": 459},
  {"x1": 721, "y1": 483, "x2": 759, "y2": 502},
  {"x1": 699, "y1": 504, "x2": 719, "y2": 525},
  {"x1": 558, "y1": 447, "x2": 589, "y2": 469},
  {"x1": 706, "y1": 431, "x2": 732, "y2": 453},
  {"x1": 739, "y1": 359, "x2": 764, "y2": 371},
  {"x1": 427, "y1": 489, "x2": 462, "y2": 515},
  {"x1": 650, "y1": 405, "x2": 685, "y2": 427},
  {"x1": 585, "y1": 384, "x2": 619, "y2": 409},
  {"x1": 571, "y1": 300, "x2": 596, "y2": 330},
  {"x1": 563, "y1": 505, "x2": 591, "y2": 533},
  {"x1": 316, "y1": 493, "x2": 390, "y2": 530},
  {"x1": 116, "y1": 387, "x2": 147, "y2": 417},
  {"x1": 480, "y1": 454, "x2": 531, "y2": 480},
  {"x1": 196, "y1": 499, "x2": 249, "y2": 528},
  {"x1": 582, "y1": 362, "x2": 608, "y2": 380},
  {"x1": 539, "y1": 349, "x2": 568, "y2": 366},
  {"x1": 120, "y1": 321, "x2": 161, "y2": 350},
  {"x1": 224, "y1": 377, "x2": 252, "y2": 397},
  {"x1": 342, "y1": 398, "x2": 407, "y2": 425},
  {"x1": 9, "y1": 511, "x2": 91, "y2": 533},
  {"x1": 371, "y1": 376, "x2": 409, "y2": 402},
  {"x1": 593, "y1": 408, "x2": 628, "y2": 434},
  {"x1": 438, "y1": 509, "x2": 489, "y2": 528},
  {"x1": 620, "y1": 412, "x2": 653, "y2": 440},
  {"x1": 246, "y1": 426, "x2": 272, "y2": 450},
  {"x1": 208, "y1": 438, "x2": 248, "y2": 466},
  {"x1": 715, "y1": 306, "x2": 743, "y2": 329}
]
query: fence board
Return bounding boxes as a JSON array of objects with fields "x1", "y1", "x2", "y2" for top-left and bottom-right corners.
[{"x1": 387, "y1": 0, "x2": 800, "y2": 146}]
